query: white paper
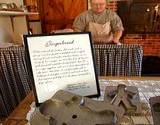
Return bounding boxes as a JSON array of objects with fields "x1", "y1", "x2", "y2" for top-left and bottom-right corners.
[{"x1": 25, "y1": 33, "x2": 99, "y2": 103}]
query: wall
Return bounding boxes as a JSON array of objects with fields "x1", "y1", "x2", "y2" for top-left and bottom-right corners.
[
  {"x1": 0, "y1": 0, "x2": 28, "y2": 44},
  {"x1": 88, "y1": 0, "x2": 117, "y2": 11},
  {"x1": 29, "y1": 21, "x2": 42, "y2": 34},
  {"x1": 104, "y1": 0, "x2": 160, "y2": 57},
  {"x1": 106, "y1": 1, "x2": 117, "y2": 11},
  {"x1": 0, "y1": 17, "x2": 13, "y2": 42},
  {"x1": 2, "y1": 0, "x2": 23, "y2": 5},
  {"x1": 124, "y1": 34, "x2": 160, "y2": 56}
]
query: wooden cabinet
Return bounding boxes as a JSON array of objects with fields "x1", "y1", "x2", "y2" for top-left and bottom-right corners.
[{"x1": 39, "y1": 0, "x2": 88, "y2": 33}]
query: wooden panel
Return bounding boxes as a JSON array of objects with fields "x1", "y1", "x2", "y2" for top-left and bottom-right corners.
[
  {"x1": 39, "y1": 0, "x2": 87, "y2": 33},
  {"x1": 24, "y1": 0, "x2": 40, "y2": 21}
]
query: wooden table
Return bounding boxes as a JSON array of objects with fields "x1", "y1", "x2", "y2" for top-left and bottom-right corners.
[
  {"x1": 3, "y1": 77, "x2": 160, "y2": 125},
  {"x1": 3, "y1": 91, "x2": 34, "y2": 125}
]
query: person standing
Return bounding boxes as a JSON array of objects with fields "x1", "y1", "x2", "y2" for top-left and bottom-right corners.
[{"x1": 73, "y1": 0, "x2": 124, "y2": 45}]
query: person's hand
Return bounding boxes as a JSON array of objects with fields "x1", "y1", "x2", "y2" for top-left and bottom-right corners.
[
  {"x1": 112, "y1": 39, "x2": 122, "y2": 45},
  {"x1": 117, "y1": 42, "x2": 122, "y2": 45}
]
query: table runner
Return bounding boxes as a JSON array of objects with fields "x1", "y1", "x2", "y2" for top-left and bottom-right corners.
[
  {"x1": 95, "y1": 79, "x2": 160, "y2": 125},
  {"x1": 25, "y1": 79, "x2": 160, "y2": 125}
]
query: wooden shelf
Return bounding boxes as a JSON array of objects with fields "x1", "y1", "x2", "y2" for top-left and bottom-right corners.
[
  {"x1": 0, "y1": 10, "x2": 39, "y2": 31},
  {"x1": 0, "y1": 10, "x2": 38, "y2": 16}
]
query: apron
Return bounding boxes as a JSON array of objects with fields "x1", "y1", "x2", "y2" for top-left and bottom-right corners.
[{"x1": 88, "y1": 22, "x2": 113, "y2": 43}]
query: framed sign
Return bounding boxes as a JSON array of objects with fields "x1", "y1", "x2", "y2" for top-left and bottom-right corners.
[{"x1": 24, "y1": 32, "x2": 100, "y2": 105}]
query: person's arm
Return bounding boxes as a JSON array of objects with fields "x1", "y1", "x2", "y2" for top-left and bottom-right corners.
[
  {"x1": 110, "y1": 11, "x2": 124, "y2": 45},
  {"x1": 73, "y1": 27, "x2": 82, "y2": 32},
  {"x1": 112, "y1": 30, "x2": 123, "y2": 45},
  {"x1": 73, "y1": 12, "x2": 87, "y2": 32}
]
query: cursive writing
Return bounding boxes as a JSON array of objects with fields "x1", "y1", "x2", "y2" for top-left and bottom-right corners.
[{"x1": 45, "y1": 40, "x2": 74, "y2": 47}]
